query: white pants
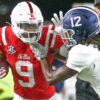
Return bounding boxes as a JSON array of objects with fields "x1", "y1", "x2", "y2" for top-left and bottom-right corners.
[{"x1": 13, "y1": 93, "x2": 58, "y2": 100}]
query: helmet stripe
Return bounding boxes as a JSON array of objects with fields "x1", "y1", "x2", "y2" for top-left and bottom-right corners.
[{"x1": 26, "y1": 1, "x2": 36, "y2": 19}]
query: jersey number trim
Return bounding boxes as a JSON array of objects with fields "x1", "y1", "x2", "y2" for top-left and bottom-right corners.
[{"x1": 15, "y1": 61, "x2": 35, "y2": 87}]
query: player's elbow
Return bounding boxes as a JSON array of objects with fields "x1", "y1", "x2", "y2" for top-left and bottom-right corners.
[
  {"x1": 46, "y1": 78, "x2": 54, "y2": 85},
  {"x1": 45, "y1": 73, "x2": 56, "y2": 85},
  {"x1": 44, "y1": 72, "x2": 55, "y2": 85},
  {"x1": 46, "y1": 78, "x2": 55, "y2": 85}
]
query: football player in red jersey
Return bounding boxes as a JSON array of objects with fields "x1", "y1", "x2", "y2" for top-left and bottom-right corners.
[{"x1": 0, "y1": 1, "x2": 67, "y2": 100}]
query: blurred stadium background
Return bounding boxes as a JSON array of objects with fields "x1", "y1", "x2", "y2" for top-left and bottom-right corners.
[
  {"x1": 0, "y1": 0, "x2": 94, "y2": 100},
  {"x1": 0, "y1": 0, "x2": 94, "y2": 26}
]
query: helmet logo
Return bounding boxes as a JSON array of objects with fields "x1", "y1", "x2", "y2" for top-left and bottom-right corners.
[{"x1": 29, "y1": 15, "x2": 36, "y2": 20}]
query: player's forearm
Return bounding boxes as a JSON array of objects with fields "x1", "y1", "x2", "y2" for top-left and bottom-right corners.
[
  {"x1": 40, "y1": 58, "x2": 77, "y2": 85},
  {"x1": 40, "y1": 58, "x2": 54, "y2": 85},
  {"x1": 40, "y1": 57, "x2": 67, "y2": 85}
]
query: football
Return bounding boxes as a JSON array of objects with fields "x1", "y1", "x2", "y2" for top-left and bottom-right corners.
[{"x1": 0, "y1": 59, "x2": 9, "y2": 79}]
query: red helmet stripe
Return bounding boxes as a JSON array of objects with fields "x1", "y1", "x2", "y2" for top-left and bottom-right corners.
[{"x1": 26, "y1": 1, "x2": 35, "y2": 19}]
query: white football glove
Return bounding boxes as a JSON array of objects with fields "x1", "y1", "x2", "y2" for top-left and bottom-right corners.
[
  {"x1": 31, "y1": 43, "x2": 48, "y2": 60},
  {"x1": 51, "y1": 11, "x2": 64, "y2": 34}
]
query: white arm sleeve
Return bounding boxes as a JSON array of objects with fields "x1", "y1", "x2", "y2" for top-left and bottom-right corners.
[{"x1": 66, "y1": 45, "x2": 94, "y2": 72}]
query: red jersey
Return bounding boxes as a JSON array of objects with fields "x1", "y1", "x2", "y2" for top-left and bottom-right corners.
[{"x1": 0, "y1": 25, "x2": 64, "y2": 99}]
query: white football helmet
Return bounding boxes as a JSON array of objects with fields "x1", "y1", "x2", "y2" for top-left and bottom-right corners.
[{"x1": 10, "y1": 1, "x2": 44, "y2": 44}]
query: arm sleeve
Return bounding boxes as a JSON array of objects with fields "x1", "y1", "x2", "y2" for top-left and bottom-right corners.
[{"x1": 66, "y1": 45, "x2": 94, "y2": 72}]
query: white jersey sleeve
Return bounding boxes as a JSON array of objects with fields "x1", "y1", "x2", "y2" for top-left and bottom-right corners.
[{"x1": 66, "y1": 44, "x2": 94, "y2": 72}]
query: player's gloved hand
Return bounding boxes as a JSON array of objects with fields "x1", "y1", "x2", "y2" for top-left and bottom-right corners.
[
  {"x1": 31, "y1": 43, "x2": 48, "y2": 60},
  {"x1": 51, "y1": 11, "x2": 64, "y2": 34}
]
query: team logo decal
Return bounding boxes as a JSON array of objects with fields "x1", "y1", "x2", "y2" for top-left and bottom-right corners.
[
  {"x1": 7, "y1": 45, "x2": 16, "y2": 54},
  {"x1": 18, "y1": 54, "x2": 30, "y2": 60}
]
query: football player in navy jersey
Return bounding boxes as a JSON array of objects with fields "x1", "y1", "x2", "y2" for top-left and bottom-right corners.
[{"x1": 38, "y1": 6, "x2": 100, "y2": 99}]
